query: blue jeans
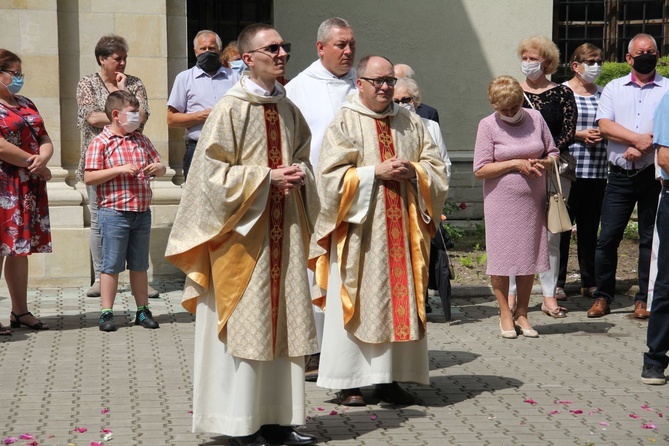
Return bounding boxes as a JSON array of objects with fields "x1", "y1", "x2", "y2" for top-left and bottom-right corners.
[
  {"x1": 644, "y1": 185, "x2": 669, "y2": 369},
  {"x1": 98, "y1": 207, "x2": 152, "y2": 274},
  {"x1": 183, "y1": 139, "x2": 197, "y2": 181},
  {"x1": 594, "y1": 167, "x2": 660, "y2": 303}
]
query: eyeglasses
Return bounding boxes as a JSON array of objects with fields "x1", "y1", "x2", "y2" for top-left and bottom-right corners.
[
  {"x1": 248, "y1": 43, "x2": 291, "y2": 56},
  {"x1": 580, "y1": 59, "x2": 603, "y2": 66},
  {"x1": 393, "y1": 96, "x2": 413, "y2": 104},
  {"x1": 360, "y1": 77, "x2": 397, "y2": 87},
  {"x1": 1, "y1": 70, "x2": 24, "y2": 79}
]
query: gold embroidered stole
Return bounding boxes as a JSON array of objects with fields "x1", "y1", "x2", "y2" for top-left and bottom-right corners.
[
  {"x1": 375, "y1": 117, "x2": 411, "y2": 341},
  {"x1": 264, "y1": 103, "x2": 284, "y2": 354}
]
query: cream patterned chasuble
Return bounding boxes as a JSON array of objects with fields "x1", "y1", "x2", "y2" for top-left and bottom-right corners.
[
  {"x1": 310, "y1": 94, "x2": 449, "y2": 344},
  {"x1": 166, "y1": 79, "x2": 319, "y2": 361}
]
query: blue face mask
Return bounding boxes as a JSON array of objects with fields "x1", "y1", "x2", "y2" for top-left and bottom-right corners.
[
  {"x1": 2, "y1": 75, "x2": 23, "y2": 94},
  {"x1": 230, "y1": 59, "x2": 247, "y2": 75}
]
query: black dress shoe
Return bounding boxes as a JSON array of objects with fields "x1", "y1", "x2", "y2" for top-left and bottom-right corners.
[
  {"x1": 373, "y1": 382, "x2": 416, "y2": 405},
  {"x1": 229, "y1": 433, "x2": 270, "y2": 446},
  {"x1": 337, "y1": 388, "x2": 366, "y2": 406},
  {"x1": 261, "y1": 425, "x2": 318, "y2": 445}
]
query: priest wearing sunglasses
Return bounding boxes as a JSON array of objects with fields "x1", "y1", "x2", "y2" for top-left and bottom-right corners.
[
  {"x1": 310, "y1": 55, "x2": 449, "y2": 407},
  {"x1": 167, "y1": 24, "x2": 319, "y2": 446}
]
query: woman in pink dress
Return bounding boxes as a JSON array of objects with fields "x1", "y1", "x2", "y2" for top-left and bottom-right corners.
[
  {"x1": 0, "y1": 49, "x2": 53, "y2": 335},
  {"x1": 474, "y1": 76, "x2": 558, "y2": 339}
]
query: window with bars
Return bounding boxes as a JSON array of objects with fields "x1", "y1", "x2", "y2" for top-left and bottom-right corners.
[
  {"x1": 186, "y1": 0, "x2": 273, "y2": 66},
  {"x1": 554, "y1": 0, "x2": 669, "y2": 80}
]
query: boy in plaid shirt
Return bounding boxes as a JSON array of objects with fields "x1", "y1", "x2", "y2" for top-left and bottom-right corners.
[{"x1": 84, "y1": 91, "x2": 166, "y2": 332}]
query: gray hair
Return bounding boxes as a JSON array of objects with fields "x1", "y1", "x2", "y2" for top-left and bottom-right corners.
[
  {"x1": 193, "y1": 30, "x2": 223, "y2": 50},
  {"x1": 317, "y1": 17, "x2": 352, "y2": 43},
  {"x1": 395, "y1": 77, "x2": 420, "y2": 99},
  {"x1": 628, "y1": 33, "x2": 657, "y2": 53},
  {"x1": 394, "y1": 63, "x2": 415, "y2": 79}
]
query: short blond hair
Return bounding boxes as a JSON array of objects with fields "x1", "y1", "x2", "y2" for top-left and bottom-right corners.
[
  {"x1": 517, "y1": 35, "x2": 560, "y2": 75},
  {"x1": 488, "y1": 75, "x2": 524, "y2": 110}
]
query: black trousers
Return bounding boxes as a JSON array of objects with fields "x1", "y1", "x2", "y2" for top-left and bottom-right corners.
[
  {"x1": 644, "y1": 185, "x2": 669, "y2": 370},
  {"x1": 557, "y1": 178, "x2": 607, "y2": 288}
]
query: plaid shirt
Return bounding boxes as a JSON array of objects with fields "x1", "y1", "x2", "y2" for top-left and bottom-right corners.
[
  {"x1": 85, "y1": 126, "x2": 161, "y2": 211},
  {"x1": 563, "y1": 83, "x2": 608, "y2": 179}
]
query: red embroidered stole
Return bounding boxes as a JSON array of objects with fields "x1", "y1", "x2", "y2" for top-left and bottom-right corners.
[
  {"x1": 374, "y1": 117, "x2": 411, "y2": 341},
  {"x1": 263, "y1": 103, "x2": 284, "y2": 353}
]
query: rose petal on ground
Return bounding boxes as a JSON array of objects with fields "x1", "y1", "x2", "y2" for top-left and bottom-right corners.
[
  {"x1": 101, "y1": 429, "x2": 112, "y2": 434},
  {"x1": 629, "y1": 413, "x2": 640, "y2": 419},
  {"x1": 556, "y1": 400, "x2": 572, "y2": 404},
  {"x1": 599, "y1": 421, "x2": 609, "y2": 426},
  {"x1": 570, "y1": 410, "x2": 583, "y2": 414},
  {"x1": 101, "y1": 408, "x2": 109, "y2": 414},
  {"x1": 329, "y1": 410, "x2": 338, "y2": 415},
  {"x1": 91, "y1": 442, "x2": 103, "y2": 446},
  {"x1": 187, "y1": 410, "x2": 193, "y2": 414},
  {"x1": 74, "y1": 427, "x2": 88, "y2": 433},
  {"x1": 3, "y1": 438, "x2": 17, "y2": 445},
  {"x1": 18, "y1": 434, "x2": 34, "y2": 440},
  {"x1": 523, "y1": 398, "x2": 537, "y2": 405},
  {"x1": 370, "y1": 414, "x2": 378, "y2": 420},
  {"x1": 642, "y1": 423, "x2": 657, "y2": 430},
  {"x1": 548, "y1": 410, "x2": 560, "y2": 416},
  {"x1": 27, "y1": 442, "x2": 38, "y2": 446},
  {"x1": 658, "y1": 412, "x2": 663, "y2": 418},
  {"x1": 641, "y1": 404, "x2": 651, "y2": 411}
]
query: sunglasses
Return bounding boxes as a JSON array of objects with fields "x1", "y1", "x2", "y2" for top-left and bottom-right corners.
[
  {"x1": 580, "y1": 59, "x2": 603, "y2": 66},
  {"x1": 249, "y1": 43, "x2": 291, "y2": 56},
  {"x1": 360, "y1": 77, "x2": 397, "y2": 87},
  {"x1": 1, "y1": 70, "x2": 24, "y2": 79},
  {"x1": 394, "y1": 96, "x2": 413, "y2": 104}
]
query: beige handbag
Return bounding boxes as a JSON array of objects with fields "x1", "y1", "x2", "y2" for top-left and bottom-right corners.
[{"x1": 546, "y1": 157, "x2": 572, "y2": 234}]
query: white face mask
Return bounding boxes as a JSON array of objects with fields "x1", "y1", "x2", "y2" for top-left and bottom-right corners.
[
  {"x1": 498, "y1": 107, "x2": 524, "y2": 124},
  {"x1": 398, "y1": 101, "x2": 416, "y2": 114},
  {"x1": 580, "y1": 63, "x2": 602, "y2": 83},
  {"x1": 521, "y1": 61, "x2": 544, "y2": 81},
  {"x1": 120, "y1": 111, "x2": 141, "y2": 133}
]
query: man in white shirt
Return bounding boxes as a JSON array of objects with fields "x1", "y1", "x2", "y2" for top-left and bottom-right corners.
[{"x1": 286, "y1": 17, "x2": 357, "y2": 381}]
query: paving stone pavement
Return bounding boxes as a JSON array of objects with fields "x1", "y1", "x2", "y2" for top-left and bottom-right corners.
[{"x1": 0, "y1": 283, "x2": 667, "y2": 445}]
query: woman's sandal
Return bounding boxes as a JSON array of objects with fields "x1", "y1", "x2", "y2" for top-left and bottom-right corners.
[
  {"x1": 0, "y1": 323, "x2": 11, "y2": 336},
  {"x1": 10, "y1": 311, "x2": 49, "y2": 330},
  {"x1": 541, "y1": 303, "x2": 568, "y2": 318}
]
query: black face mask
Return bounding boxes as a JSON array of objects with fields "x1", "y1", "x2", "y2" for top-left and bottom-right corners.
[
  {"x1": 196, "y1": 51, "x2": 222, "y2": 73},
  {"x1": 632, "y1": 52, "x2": 658, "y2": 75}
]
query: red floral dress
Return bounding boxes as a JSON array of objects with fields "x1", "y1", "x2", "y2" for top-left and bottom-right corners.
[{"x1": 0, "y1": 95, "x2": 52, "y2": 256}]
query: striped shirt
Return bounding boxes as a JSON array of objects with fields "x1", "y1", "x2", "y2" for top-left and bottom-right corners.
[{"x1": 85, "y1": 126, "x2": 161, "y2": 212}]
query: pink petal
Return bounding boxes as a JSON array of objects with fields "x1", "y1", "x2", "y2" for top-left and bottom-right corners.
[
  {"x1": 101, "y1": 429, "x2": 112, "y2": 434},
  {"x1": 570, "y1": 410, "x2": 583, "y2": 415},
  {"x1": 101, "y1": 408, "x2": 110, "y2": 414},
  {"x1": 548, "y1": 410, "x2": 560, "y2": 416},
  {"x1": 658, "y1": 412, "x2": 663, "y2": 418},
  {"x1": 74, "y1": 427, "x2": 88, "y2": 433},
  {"x1": 641, "y1": 404, "x2": 651, "y2": 411},
  {"x1": 3, "y1": 438, "x2": 17, "y2": 445},
  {"x1": 27, "y1": 442, "x2": 38, "y2": 446},
  {"x1": 329, "y1": 410, "x2": 338, "y2": 415},
  {"x1": 91, "y1": 442, "x2": 103, "y2": 446},
  {"x1": 370, "y1": 414, "x2": 378, "y2": 420},
  {"x1": 555, "y1": 400, "x2": 572, "y2": 404},
  {"x1": 187, "y1": 410, "x2": 193, "y2": 414},
  {"x1": 629, "y1": 413, "x2": 640, "y2": 419},
  {"x1": 317, "y1": 407, "x2": 324, "y2": 411},
  {"x1": 523, "y1": 398, "x2": 537, "y2": 405},
  {"x1": 18, "y1": 434, "x2": 34, "y2": 440},
  {"x1": 305, "y1": 416, "x2": 311, "y2": 422},
  {"x1": 642, "y1": 423, "x2": 657, "y2": 430},
  {"x1": 599, "y1": 421, "x2": 609, "y2": 426}
]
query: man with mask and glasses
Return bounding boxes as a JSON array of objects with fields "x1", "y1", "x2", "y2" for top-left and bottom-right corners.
[
  {"x1": 587, "y1": 33, "x2": 669, "y2": 319},
  {"x1": 286, "y1": 16, "x2": 357, "y2": 382},
  {"x1": 167, "y1": 29, "x2": 239, "y2": 180},
  {"x1": 166, "y1": 24, "x2": 318, "y2": 446},
  {"x1": 310, "y1": 55, "x2": 448, "y2": 407}
]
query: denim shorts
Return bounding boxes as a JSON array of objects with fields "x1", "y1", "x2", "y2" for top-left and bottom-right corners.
[{"x1": 98, "y1": 207, "x2": 152, "y2": 274}]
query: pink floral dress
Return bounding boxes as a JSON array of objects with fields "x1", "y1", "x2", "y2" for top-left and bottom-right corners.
[{"x1": 0, "y1": 95, "x2": 52, "y2": 256}]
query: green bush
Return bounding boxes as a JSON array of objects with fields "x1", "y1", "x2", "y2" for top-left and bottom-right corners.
[{"x1": 597, "y1": 56, "x2": 669, "y2": 87}]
